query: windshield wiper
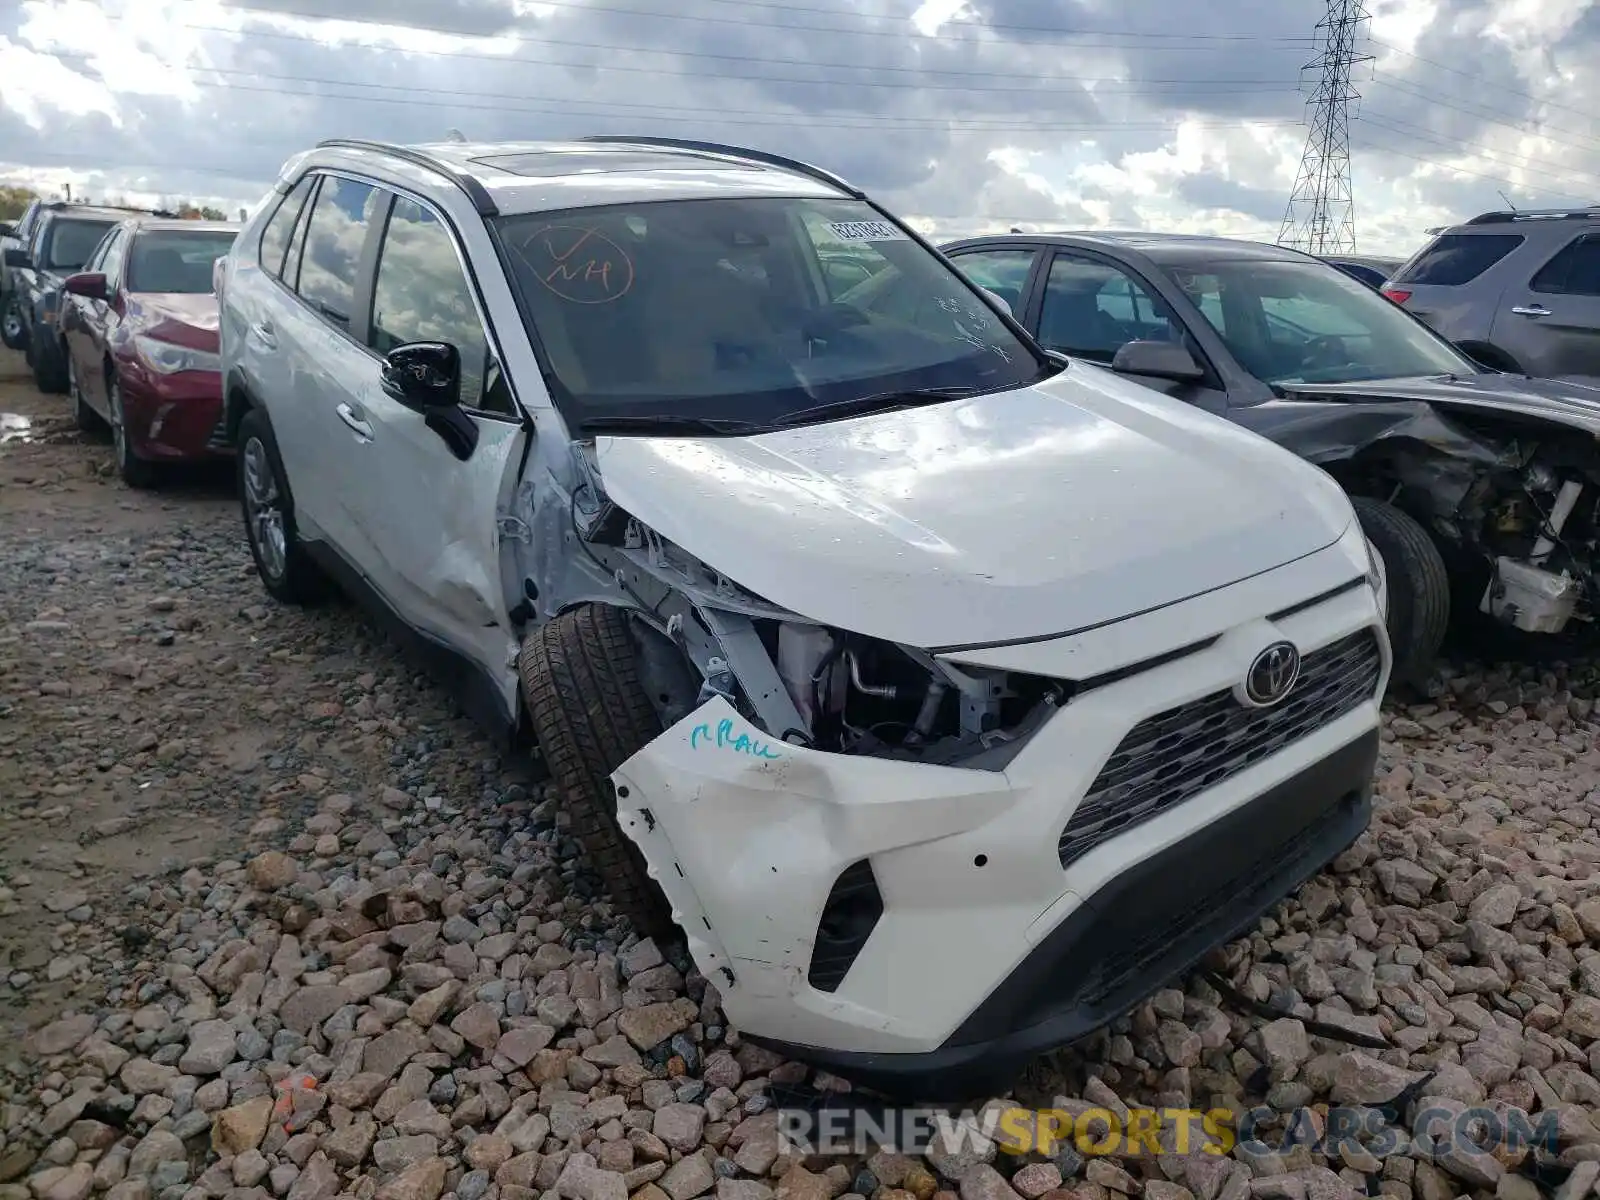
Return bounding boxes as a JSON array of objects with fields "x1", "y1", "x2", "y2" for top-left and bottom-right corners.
[
  {"x1": 769, "y1": 388, "x2": 974, "y2": 429},
  {"x1": 581, "y1": 414, "x2": 763, "y2": 436}
]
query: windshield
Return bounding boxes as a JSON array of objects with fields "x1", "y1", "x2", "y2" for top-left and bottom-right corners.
[
  {"x1": 1162, "y1": 257, "x2": 1478, "y2": 386},
  {"x1": 495, "y1": 196, "x2": 1046, "y2": 431},
  {"x1": 127, "y1": 229, "x2": 238, "y2": 293},
  {"x1": 45, "y1": 219, "x2": 117, "y2": 271}
]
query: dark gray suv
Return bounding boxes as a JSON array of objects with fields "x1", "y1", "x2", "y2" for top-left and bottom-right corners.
[{"x1": 1382, "y1": 207, "x2": 1600, "y2": 378}]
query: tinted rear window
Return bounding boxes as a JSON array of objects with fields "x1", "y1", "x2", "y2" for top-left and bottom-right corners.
[{"x1": 1393, "y1": 233, "x2": 1523, "y2": 286}]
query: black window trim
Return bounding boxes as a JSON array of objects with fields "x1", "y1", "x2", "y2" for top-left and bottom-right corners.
[
  {"x1": 1530, "y1": 232, "x2": 1600, "y2": 297},
  {"x1": 265, "y1": 164, "x2": 525, "y2": 425}
]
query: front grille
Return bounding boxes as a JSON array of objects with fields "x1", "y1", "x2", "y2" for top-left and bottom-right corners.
[{"x1": 1057, "y1": 629, "x2": 1381, "y2": 869}]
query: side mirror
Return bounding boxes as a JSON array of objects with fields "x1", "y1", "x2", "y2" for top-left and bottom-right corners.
[
  {"x1": 0, "y1": 223, "x2": 13, "y2": 239},
  {"x1": 381, "y1": 342, "x2": 461, "y2": 412},
  {"x1": 981, "y1": 287, "x2": 1012, "y2": 316},
  {"x1": 1111, "y1": 339, "x2": 1205, "y2": 382},
  {"x1": 63, "y1": 272, "x2": 107, "y2": 301},
  {"x1": 3, "y1": 248, "x2": 31, "y2": 269}
]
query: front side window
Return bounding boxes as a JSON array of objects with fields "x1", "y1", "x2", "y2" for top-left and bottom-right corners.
[
  {"x1": 127, "y1": 229, "x2": 239, "y2": 294},
  {"x1": 1037, "y1": 254, "x2": 1180, "y2": 361},
  {"x1": 495, "y1": 196, "x2": 1045, "y2": 431},
  {"x1": 296, "y1": 176, "x2": 382, "y2": 330},
  {"x1": 370, "y1": 197, "x2": 500, "y2": 414},
  {"x1": 1164, "y1": 258, "x2": 1478, "y2": 386},
  {"x1": 44, "y1": 219, "x2": 118, "y2": 271}
]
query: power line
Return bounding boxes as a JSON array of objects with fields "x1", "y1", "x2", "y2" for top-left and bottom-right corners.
[
  {"x1": 1353, "y1": 132, "x2": 1593, "y2": 203},
  {"x1": 1358, "y1": 114, "x2": 1600, "y2": 192},
  {"x1": 1368, "y1": 74, "x2": 1600, "y2": 157},
  {"x1": 209, "y1": 0, "x2": 1319, "y2": 48},
  {"x1": 1370, "y1": 37, "x2": 1593, "y2": 123},
  {"x1": 1278, "y1": 0, "x2": 1372, "y2": 253},
  {"x1": 50, "y1": 26, "x2": 1304, "y2": 99}
]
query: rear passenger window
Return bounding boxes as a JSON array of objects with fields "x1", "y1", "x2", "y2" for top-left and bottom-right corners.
[
  {"x1": 1394, "y1": 234, "x2": 1522, "y2": 286},
  {"x1": 259, "y1": 175, "x2": 315, "y2": 280},
  {"x1": 369, "y1": 196, "x2": 504, "y2": 415},
  {"x1": 1532, "y1": 236, "x2": 1600, "y2": 296},
  {"x1": 296, "y1": 176, "x2": 381, "y2": 331}
]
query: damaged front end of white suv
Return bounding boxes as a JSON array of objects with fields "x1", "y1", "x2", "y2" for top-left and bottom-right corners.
[{"x1": 511, "y1": 392, "x2": 1390, "y2": 1101}]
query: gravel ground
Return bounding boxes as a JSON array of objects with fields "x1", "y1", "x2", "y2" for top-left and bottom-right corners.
[{"x1": 6, "y1": 347, "x2": 1600, "y2": 1200}]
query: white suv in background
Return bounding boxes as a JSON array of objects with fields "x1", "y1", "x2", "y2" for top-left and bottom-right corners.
[{"x1": 216, "y1": 136, "x2": 1390, "y2": 1098}]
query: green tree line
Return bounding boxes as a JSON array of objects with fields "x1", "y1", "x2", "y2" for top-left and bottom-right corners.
[{"x1": 1, "y1": 185, "x2": 228, "y2": 223}]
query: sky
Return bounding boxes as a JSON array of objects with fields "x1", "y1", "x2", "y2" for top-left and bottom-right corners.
[{"x1": 1, "y1": 0, "x2": 1598, "y2": 257}]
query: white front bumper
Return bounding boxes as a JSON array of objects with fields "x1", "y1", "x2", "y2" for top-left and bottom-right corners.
[{"x1": 611, "y1": 532, "x2": 1389, "y2": 1058}]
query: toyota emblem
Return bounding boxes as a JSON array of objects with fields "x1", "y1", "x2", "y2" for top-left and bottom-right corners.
[{"x1": 1243, "y1": 641, "x2": 1300, "y2": 707}]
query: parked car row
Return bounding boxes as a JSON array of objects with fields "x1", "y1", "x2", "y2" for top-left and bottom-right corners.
[
  {"x1": 206, "y1": 136, "x2": 1393, "y2": 1099},
  {"x1": 2, "y1": 202, "x2": 242, "y2": 484}
]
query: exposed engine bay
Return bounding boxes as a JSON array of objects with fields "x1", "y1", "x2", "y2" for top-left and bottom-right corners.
[
  {"x1": 576, "y1": 494, "x2": 1065, "y2": 763},
  {"x1": 1271, "y1": 391, "x2": 1600, "y2": 638}
]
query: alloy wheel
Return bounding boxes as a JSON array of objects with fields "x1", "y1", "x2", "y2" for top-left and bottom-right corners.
[
  {"x1": 2, "y1": 305, "x2": 21, "y2": 345},
  {"x1": 242, "y1": 436, "x2": 288, "y2": 583}
]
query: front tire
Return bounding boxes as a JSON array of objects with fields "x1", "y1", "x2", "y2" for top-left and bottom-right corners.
[
  {"x1": 107, "y1": 375, "x2": 158, "y2": 489},
  {"x1": 68, "y1": 355, "x2": 104, "y2": 434},
  {"x1": 1351, "y1": 495, "x2": 1450, "y2": 687},
  {"x1": 520, "y1": 605, "x2": 674, "y2": 938},
  {"x1": 237, "y1": 406, "x2": 329, "y2": 606}
]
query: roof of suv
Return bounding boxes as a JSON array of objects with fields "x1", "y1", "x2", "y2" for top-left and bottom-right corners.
[{"x1": 297, "y1": 137, "x2": 862, "y2": 217}]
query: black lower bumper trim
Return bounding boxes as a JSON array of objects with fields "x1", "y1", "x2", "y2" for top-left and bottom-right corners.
[{"x1": 745, "y1": 728, "x2": 1378, "y2": 1101}]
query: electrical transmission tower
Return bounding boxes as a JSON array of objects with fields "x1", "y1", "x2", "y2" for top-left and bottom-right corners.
[{"x1": 1277, "y1": 0, "x2": 1372, "y2": 254}]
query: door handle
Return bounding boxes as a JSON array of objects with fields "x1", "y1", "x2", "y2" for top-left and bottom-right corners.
[
  {"x1": 1511, "y1": 304, "x2": 1551, "y2": 317},
  {"x1": 250, "y1": 320, "x2": 277, "y2": 348},
  {"x1": 336, "y1": 402, "x2": 373, "y2": 439}
]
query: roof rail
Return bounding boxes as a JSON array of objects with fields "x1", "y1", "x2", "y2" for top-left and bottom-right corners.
[
  {"x1": 316, "y1": 138, "x2": 499, "y2": 216},
  {"x1": 1464, "y1": 207, "x2": 1600, "y2": 225},
  {"x1": 580, "y1": 136, "x2": 864, "y2": 198}
]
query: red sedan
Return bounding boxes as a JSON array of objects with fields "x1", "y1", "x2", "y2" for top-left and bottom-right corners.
[{"x1": 60, "y1": 219, "x2": 240, "y2": 487}]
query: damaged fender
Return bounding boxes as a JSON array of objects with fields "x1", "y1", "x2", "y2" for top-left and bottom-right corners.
[{"x1": 610, "y1": 696, "x2": 1019, "y2": 1039}]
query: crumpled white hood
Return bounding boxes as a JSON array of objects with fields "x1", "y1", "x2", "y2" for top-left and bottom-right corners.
[{"x1": 595, "y1": 364, "x2": 1354, "y2": 649}]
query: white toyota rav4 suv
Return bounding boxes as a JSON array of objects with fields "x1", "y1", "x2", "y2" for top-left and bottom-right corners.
[{"x1": 216, "y1": 136, "x2": 1390, "y2": 1098}]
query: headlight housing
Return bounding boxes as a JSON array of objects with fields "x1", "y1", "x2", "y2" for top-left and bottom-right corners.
[
  {"x1": 134, "y1": 335, "x2": 220, "y2": 374},
  {"x1": 1365, "y1": 536, "x2": 1388, "y2": 620}
]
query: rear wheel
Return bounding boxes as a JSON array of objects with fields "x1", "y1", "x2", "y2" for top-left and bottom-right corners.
[
  {"x1": 1351, "y1": 495, "x2": 1450, "y2": 687},
  {"x1": 1460, "y1": 342, "x2": 1523, "y2": 374},
  {"x1": 520, "y1": 604, "x2": 674, "y2": 938},
  {"x1": 237, "y1": 405, "x2": 329, "y2": 605},
  {"x1": 30, "y1": 327, "x2": 68, "y2": 394}
]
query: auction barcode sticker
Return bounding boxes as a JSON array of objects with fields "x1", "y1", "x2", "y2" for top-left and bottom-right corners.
[{"x1": 825, "y1": 220, "x2": 907, "y2": 243}]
